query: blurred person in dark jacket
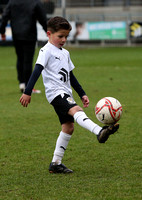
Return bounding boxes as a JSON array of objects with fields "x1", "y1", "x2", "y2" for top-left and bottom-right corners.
[
  {"x1": 42, "y1": 0, "x2": 55, "y2": 15},
  {"x1": 0, "y1": 0, "x2": 48, "y2": 93}
]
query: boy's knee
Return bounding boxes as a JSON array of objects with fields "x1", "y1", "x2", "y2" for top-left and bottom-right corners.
[
  {"x1": 68, "y1": 126, "x2": 74, "y2": 135},
  {"x1": 65, "y1": 126, "x2": 74, "y2": 135},
  {"x1": 68, "y1": 105, "x2": 83, "y2": 116},
  {"x1": 62, "y1": 122, "x2": 74, "y2": 135}
]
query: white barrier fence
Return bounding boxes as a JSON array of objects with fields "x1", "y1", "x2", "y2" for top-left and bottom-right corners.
[{"x1": 1, "y1": 21, "x2": 142, "y2": 46}]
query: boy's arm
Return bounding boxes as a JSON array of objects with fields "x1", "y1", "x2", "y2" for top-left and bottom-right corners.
[
  {"x1": 70, "y1": 71, "x2": 86, "y2": 98},
  {"x1": 19, "y1": 64, "x2": 43, "y2": 107},
  {"x1": 70, "y1": 71, "x2": 89, "y2": 107},
  {"x1": 24, "y1": 64, "x2": 44, "y2": 95}
]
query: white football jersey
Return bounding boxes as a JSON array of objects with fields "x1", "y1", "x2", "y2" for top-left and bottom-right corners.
[{"x1": 36, "y1": 42, "x2": 75, "y2": 103}]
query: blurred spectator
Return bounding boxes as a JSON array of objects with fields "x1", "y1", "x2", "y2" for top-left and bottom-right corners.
[
  {"x1": 0, "y1": 7, "x2": 2, "y2": 15},
  {"x1": 42, "y1": 0, "x2": 55, "y2": 14},
  {"x1": 0, "y1": 0, "x2": 48, "y2": 93},
  {"x1": 0, "y1": 0, "x2": 9, "y2": 3},
  {"x1": 0, "y1": 0, "x2": 9, "y2": 14}
]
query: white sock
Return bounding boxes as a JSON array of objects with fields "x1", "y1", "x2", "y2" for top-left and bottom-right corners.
[
  {"x1": 52, "y1": 131, "x2": 71, "y2": 165},
  {"x1": 74, "y1": 111, "x2": 102, "y2": 135}
]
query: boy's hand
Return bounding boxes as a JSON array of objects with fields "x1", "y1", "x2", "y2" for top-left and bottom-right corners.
[
  {"x1": 81, "y1": 95, "x2": 89, "y2": 108},
  {"x1": 19, "y1": 94, "x2": 31, "y2": 107}
]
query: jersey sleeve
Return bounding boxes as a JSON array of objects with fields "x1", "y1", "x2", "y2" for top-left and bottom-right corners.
[
  {"x1": 68, "y1": 53, "x2": 75, "y2": 71},
  {"x1": 36, "y1": 48, "x2": 50, "y2": 68}
]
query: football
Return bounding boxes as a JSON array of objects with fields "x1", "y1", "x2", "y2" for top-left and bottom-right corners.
[{"x1": 95, "y1": 97, "x2": 122, "y2": 125}]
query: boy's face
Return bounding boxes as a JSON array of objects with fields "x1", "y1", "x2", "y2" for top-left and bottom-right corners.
[{"x1": 47, "y1": 29, "x2": 70, "y2": 48}]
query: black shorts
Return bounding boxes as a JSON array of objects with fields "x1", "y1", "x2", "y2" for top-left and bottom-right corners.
[{"x1": 51, "y1": 93, "x2": 77, "y2": 125}]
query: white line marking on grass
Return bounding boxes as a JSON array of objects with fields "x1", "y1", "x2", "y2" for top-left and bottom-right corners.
[
  {"x1": 81, "y1": 66, "x2": 141, "y2": 70},
  {"x1": 0, "y1": 66, "x2": 15, "y2": 70}
]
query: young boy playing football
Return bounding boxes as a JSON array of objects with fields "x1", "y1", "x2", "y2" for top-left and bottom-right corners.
[{"x1": 19, "y1": 16, "x2": 119, "y2": 173}]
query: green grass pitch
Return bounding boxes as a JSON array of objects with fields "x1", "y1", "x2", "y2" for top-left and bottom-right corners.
[{"x1": 0, "y1": 46, "x2": 142, "y2": 200}]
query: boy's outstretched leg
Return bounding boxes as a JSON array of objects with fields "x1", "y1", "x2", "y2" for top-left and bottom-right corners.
[{"x1": 74, "y1": 111, "x2": 119, "y2": 143}]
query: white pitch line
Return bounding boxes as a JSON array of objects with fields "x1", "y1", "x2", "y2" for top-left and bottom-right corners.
[{"x1": 0, "y1": 66, "x2": 15, "y2": 70}]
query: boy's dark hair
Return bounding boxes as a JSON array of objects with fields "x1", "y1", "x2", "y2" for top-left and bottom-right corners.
[{"x1": 47, "y1": 16, "x2": 72, "y2": 33}]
